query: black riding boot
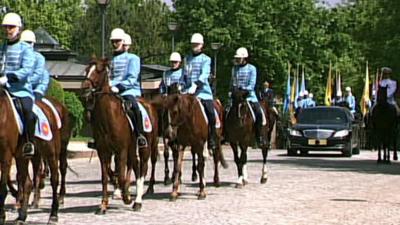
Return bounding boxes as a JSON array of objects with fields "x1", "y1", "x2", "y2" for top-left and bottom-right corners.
[
  {"x1": 23, "y1": 113, "x2": 36, "y2": 157},
  {"x1": 252, "y1": 102, "x2": 267, "y2": 147},
  {"x1": 131, "y1": 108, "x2": 148, "y2": 148},
  {"x1": 202, "y1": 100, "x2": 217, "y2": 152}
]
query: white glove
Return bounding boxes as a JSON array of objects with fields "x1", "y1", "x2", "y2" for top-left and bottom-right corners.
[
  {"x1": 111, "y1": 86, "x2": 119, "y2": 93},
  {"x1": 187, "y1": 83, "x2": 197, "y2": 94},
  {"x1": 0, "y1": 76, "x2": 7, "y2": 86}
]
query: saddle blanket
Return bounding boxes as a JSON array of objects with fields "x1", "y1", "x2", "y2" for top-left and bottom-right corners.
[
  {"x1": 246, "y1": 101, "x2": 267, "y2": 126},
  {"x1": 196, "y1": 98, "x2": 221, "y2": 128},
  {"x1": 42, "y1": 98, "x2": 62, "y2": 129},
  {"x1": 126, "y1": 102, "x2": 152, "y2": 133},
  {"x1": 6, "y1": 91, "x2": 53, "y2": 141}
]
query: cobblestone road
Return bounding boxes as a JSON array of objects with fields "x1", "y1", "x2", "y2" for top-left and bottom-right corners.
[{"x1": 5, "y1": 148, "x2": 400, "y2": 225}]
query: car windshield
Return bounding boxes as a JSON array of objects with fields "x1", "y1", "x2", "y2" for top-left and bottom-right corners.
[{"x1": 297, "y1": 108, "x2": 347, "y2": 124}]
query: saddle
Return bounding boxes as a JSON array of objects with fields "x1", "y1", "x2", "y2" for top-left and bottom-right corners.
[
  {"x1": 5, "y1": 91, "x2": 53, "y2": 141},
  {"x1": 122, "y1": 100, "x2": 152, "y2": 133},
  {"x1": 196, "y1": 98, "x2": 221, "y2": 128},
  {"x1": 246, "y1": 101, "x2": 267, "y2": 126}
]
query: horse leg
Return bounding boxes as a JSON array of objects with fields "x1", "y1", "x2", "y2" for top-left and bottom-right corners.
[
  {"x1": 377, "y1": 143, "x2": 382, "y2": 163},
  {"x1": 58, "y1": 141, "x2": 68, "y2": 206},
  {"x1": 170, "y1": 147, "x2": 184, "y2": 201},
  {"x1": 30, "y1": 154, "x2": 42, "y2": 209},
  {"x1": 7, "y1": 172, "x2": 17, "y2": 199},
  {"x1": 230, "y1": 143, "x2": 243, "y2": 188},
  {"x1": 146, "y1": 139, "x2": 157, "y2": 195},
  {"x1": 394, "y1": 134, "x2": 398, "y2": 161},
  {"x1": 239, "y1": 145, "x2": 249, "y2": 186},
  {"x1": 0, "y1": 158, "x2": 11, "y2": 224},
  {"x1": 96, "y1": 152, "x2": 111, "y2": 215},
  {"x1": 191, "y1": 148, "x2": 198, "y2": 182},
  {"x1": 196, "y1": 146, "x2": 206, "y2": 200},
  {"x1": 116, "y1": 149, "x2": 128, "y2": 206},
  {"x1": 260, "y1": 146, "x2": 269, "y2": 184},
  {"x1": 16, "y1": 157, "x2": 32, "y2": 224},
  {"x1": 132, "y1": 147, "x2": 150, "y2": 211},
  {"x1": 212, "y1": 144, "x2": 221, "y2": 187},
  {"x1": 112, "y1": 154, "x2": 122, "y2": 200},
  {"x1": 163, "y1": 139, "x2": 171, "y2": 185},
  {"x1": 48, "y1": 152, "x2": 60, "y2": 223}
]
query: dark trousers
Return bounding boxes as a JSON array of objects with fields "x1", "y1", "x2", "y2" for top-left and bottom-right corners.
[
  {"x1": 201, "y1": 99, "x2": 216, "y2": 140},
  {"x1": 20, "y1": 97, "x2": 36, "y2": 141},
  {"x1": 250, "y1": 102, "x2": 263, "y2": 137},
  {"x1": 122, "y1": 95, "x2": 144, "y2": 137}
]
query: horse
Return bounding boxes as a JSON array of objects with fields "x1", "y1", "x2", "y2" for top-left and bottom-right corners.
[
  {"x1": 160, "y1": 83, "x2": 201, "y2": 185},
  {"x1": 81, "y1": 58, "x2": 158, "y2": 213},
  {"x1": 224, "y1": 89, "x2": 270, "y2": 187},
  {"x1": 153, "y1": 92, "x2": 227, "y2": 201},
  {"x1": 371, "y1": 86, "x2": 398, "y2": 163}
]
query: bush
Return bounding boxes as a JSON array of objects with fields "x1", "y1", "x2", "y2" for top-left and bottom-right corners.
[
  {"x1": 46, "y1": 78, "x2": 64, "y2": 104},
  {"x1": 64, "y1": 91, "x2": 85, "y2": 134}
]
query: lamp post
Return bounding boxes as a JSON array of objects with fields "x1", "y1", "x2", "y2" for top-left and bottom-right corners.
[
  {"x1": 167, "y1": 21, "x2": 178, "y2": 52},
  {"x1": 211, "y1": 42, "x2": 222, "y2": 95},
  {"x1": 97, "y1": 0, "x2": 111, "y2": 58}
]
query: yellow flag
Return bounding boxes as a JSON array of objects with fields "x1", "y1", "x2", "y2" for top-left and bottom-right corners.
[
  {"x1": 324, "y1": 62, "x2": 332, "y2": 106},
  {"x1": 289, "y1": 71, "x2": 297, "y2": 124},
  {"x1": 361, "y1": 61, "x2": 370, "y2": 116}
]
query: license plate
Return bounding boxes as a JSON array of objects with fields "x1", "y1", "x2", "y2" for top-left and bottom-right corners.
[{"x1": 308, "y1": 139, "x2": 327, "y2": 146}]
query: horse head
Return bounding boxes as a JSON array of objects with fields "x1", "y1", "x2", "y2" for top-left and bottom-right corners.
[
  {"x1": 230, "y1": 88, "x2": 250, "y2": 126},
  {"x1": 377, "y1": 85, "x2": 388, "y2": 104},
  {"x1": 167, "y1": 83, "x2": 184, "y2": 95}
]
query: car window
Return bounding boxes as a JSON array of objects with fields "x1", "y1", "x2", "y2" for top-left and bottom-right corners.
[{"x1": 298, "y1": 108, "x2": 348, "y2": 124}]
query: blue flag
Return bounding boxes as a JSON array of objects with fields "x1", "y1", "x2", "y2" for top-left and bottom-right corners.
[{"x1": 283, "y1": 63, "x2": 291, "y2": 113}]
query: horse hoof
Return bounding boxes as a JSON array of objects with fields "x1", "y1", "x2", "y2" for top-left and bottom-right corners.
[
  {"x1": 123, "y1": 196, "x2": 132, "y2": 205},
  {"x1": 394, "y1": 156, "x2": 398, "y2": 161},
  {"x1": 243, "y1": 180, "x2": 249, "y2": 186},
  {"x1": 213, "y1": 181, "x2": 220, "y2": 188},
  {"x1": 48, "y1": 215, "x2": 58, "y2": 224},
  {"x1": 30, "y1": 203, "x2": 39, "y2": 209},
  {"x1": 39, "y1": 182, "x2": 45, "y2": 190},
  {"x1": 170, "y1": 192, "x2": 178, "y2": 202},
  {"x1": 15, "y1": 220, "x2": 26, "y2": 225},
  {"x1": 112, "y1": 189, "x2": 122, "y2": 200},
  {"x1": 260, "y1": 177, "x2": 268, "y2": 184},
  {"x1": 95, "y1": 208, "x2": 106, "y2": 215},
  {"x1": 58, "y1": 198, "x2": 64, "y2": 206},
  {"x1": 235, "y1": 183, "x2": 243, "y2": 189},
  {"x1": 164, "y1": 177, "x2": 171, "y2": 185},
  {"x1": 132, "y1": 203, "x2": 142, "y2": 212},
  {"x1": 197, "y1": 193, "x2": 206, "y2": 200},
  {"x1": 191, "y1": 174, "x2": 198, "y2": 182}
]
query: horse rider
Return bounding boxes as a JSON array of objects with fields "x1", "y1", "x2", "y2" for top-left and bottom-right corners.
[
  {"x1": 308, "y1": 93, "x2": 316, "y2": 107},
  {"x1": 0, "y1": 13, "x2": 36, "y2": 157},
  {"x1": 345, "y1": 86, "x2": 356, "y2": 114},
  {"x1": 20, "y1": 29, "x2": 50, "y2": 101},
  {"x1": 183, "y1": 33, "x2": 217, "y2": 151},
  {"x1": 260, "y1": 81, "x2": 278, "y2": 115},
  {"x1": 230, "y1": 47, "x2": 267, "y2": 147},
  {"x1": 109, "y1": 28, "x2": 147, "y2": 147},
  {"x1": 159, "y1": 52, "x2": 183, "y2": 95},
  {"x1": 379, "y1": 67, "x2": 400, "y2": 113},
  {"x1": 301, "y1": 90, "x2": 312, "y2": 108}
]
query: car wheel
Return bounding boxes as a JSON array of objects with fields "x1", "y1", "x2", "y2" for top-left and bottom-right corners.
[
  {"x1": 343, "y1": 140, "x2": 353, "y2": 157},
  {"x1": 352, "y1": 147, "x2": 360, "y2": 155},
  {"x1": 287, "y1": 148, "x2": 297, "y2": 156},
  {"x1": 300, "y1": 150, "x2": 308, "y2": 156}
]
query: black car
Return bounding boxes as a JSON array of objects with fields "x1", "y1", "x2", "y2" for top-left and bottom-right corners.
[{"x1": 287, "y1": 106, "x2": 360, "y2": 157}]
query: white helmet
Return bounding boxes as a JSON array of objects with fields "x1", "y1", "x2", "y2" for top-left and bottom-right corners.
[
  {"x1": 190, "y1": 33, "x2": 204, "y2": 44},
  {"x1": 345, "y1": 86, "x2": 351, "y2": 92},
  {"x1": 309, "y1": 93, "x2": 314, "y2": 98},
  {"x1": 299, "y1": 91, "x2": 305, "y2": 97},
  {"x1": 234, "y1": 47, "x2": 249, "y2": 58},
  {"x1": 304, "y1": 90, "x2": 309, "y2": 96},
  {"x1": 169, "y1": 52, "x2": 182, "y2": 62},
  {"x1": 110, "y1": 28, "x2": 125, "y2": 40},
  {"x1": 2, "y1": 12, "x2": 22, "y2": 27},
  {"x1": 20, "y1": 30, "x2": 36, "y2": 43},
  {"x1": 124, "y1": 33, "x2": 132, "y2": 45}
]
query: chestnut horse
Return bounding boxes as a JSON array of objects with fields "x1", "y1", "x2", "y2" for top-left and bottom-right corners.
[
  {"x1": 81, "y1": 58, "x2": 158, "y2": 213},
  {"x1": 371, "y1": 86, "x2": 398, "y2": 163},
  {"x1": 225, "y1": 89, "x2": 270, "y2": 187},
  {"x1": 154, "y1": 93, "x2": 227, "y2": 201}
]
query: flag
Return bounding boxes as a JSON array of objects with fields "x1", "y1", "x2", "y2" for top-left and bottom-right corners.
[
  {"x1": 289, "y1": 68, "x2": 297, "y2": 124},
  {"x1": 300, "y1": 65, "x2": 306, "y2": 94},
  {"x1": 283, "y1": 63, "x2": 291, "y2": 113},
  {"x1": 336, "y1": 71, "x2": 342, "y2": 97},
  {"x1": 360, "y1": 61, "x2": 370, "y2": 116},
  {"x1": 324, "y1": 62, "x2": 333, "y2": 106},
  {"x1": 294, "y1": 64, "x2": 300, "y2": 108}
]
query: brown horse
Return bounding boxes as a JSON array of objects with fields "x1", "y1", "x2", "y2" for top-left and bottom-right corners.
[
  {"x1": 81, "y1": 58, "x2": 158, "y2": 213},
  {"x1": 153, "y1": 93, "x2": 227, "y2": 201},
  {"x1": 371, "y1": 86, "x2": 398, "y2": 163},
  {"x1": 225, "y1": 89, "x2": 270, "y2": 187}
]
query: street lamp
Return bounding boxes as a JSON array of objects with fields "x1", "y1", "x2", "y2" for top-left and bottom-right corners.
[
  {"x1": 211, "y1": 42, "x2": 222, "y2": 95},
  {"x1": 97, "y1": 0, "x2": 111, "y2": 58},
  {"x1": 168, "y1": 21, "x2": 178, "y2": 52}
]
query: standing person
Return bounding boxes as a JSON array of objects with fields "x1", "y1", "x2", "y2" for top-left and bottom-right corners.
[
  {"x1": 183, "y1": 33, "x2": 217, "y2": 151},
  {"x1": 260, "y1": 81, "x2": 278, "y2": 114},
  {"x1": 230, "y1": 47, "x2": 267, "y2": 146},
  {"x1": 109, "y1": 28, "x2": 147, "y2": 147},
  {"x1": 20, "y1": 29, "x2": 50, "y2": 101},
  {"x1": 308, "y1": 93, "x2": 316, "y2": 107},
  {"x1": 345, "y1": 86, "x2": 356, "y2": 114},
  {"x1": 159, "y1": 52, "x2": 183, "y2": 95},
  {"x1": 0, "y1": 13, "x2": 36, "y2": 156}
]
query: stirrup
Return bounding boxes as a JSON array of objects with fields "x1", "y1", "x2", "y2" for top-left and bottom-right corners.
[
  {"x1": 87, "y1": 139, "x2": 96, "y2": 149},
  {"x1": 137, "y1": 134, "x2": 148, "y2": 148},
  {"x1": 22, "y1": 142, "x2": 35, "y2": 157}
]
